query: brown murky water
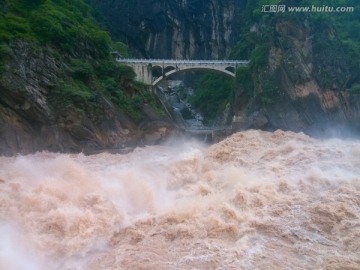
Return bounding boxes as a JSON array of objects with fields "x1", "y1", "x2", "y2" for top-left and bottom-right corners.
[{"x1": 0, "y1": 130, "x2": 360, "y2": 269}]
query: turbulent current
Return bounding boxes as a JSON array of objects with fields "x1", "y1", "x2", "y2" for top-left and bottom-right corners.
[{"x1": 0, "y1": 130, "x2": 360, "y2": 269}]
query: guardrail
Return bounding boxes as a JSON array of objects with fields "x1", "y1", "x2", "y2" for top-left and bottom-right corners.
[
  {"x1": 186, "y1": 126, "x2": 233, "y2": 132},
  {"x1": 116, "y1": 58, "x2": 250, "y2": 65}
]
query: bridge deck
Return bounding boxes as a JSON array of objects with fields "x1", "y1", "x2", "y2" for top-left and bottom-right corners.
[
  {"x1": 116, "y1": 58, "x2": 249, "y2": 65},
  {"x1": 186, "y1": 127, "x2": 232, "y2": 134},
  {"x1": 115, "y1": 57, "x2": 249, "y2": 85}
]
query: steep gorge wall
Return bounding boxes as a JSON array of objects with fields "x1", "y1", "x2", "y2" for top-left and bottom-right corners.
[
  {"x1": 2, "y1": 0, "x2": 359, "y2": 157},
  {"x1": 87, "y1": 0, "x2": 242, "y2": 59},
  {"x1": 89, "y1": 0, "x2": 360, "y2": 135},
  {"x1": 0, "y1": 0, "x2": 180, "y2": 156},
  {"x1": 233, "y1": 14, "x2": 360, "y2": 136},
  {"x1": 0, "y1": 41, "x2": 141, "y2": 155}
]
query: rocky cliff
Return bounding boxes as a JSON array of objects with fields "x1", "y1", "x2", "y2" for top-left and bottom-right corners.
[
  {"x1": 0, "y1": 41, "x2": 139, "y2": 155},
  {"x1": 87, "y1": 0, "x2": 242, "y2": 59},
  {"x1": 2, "y1": 0, "x2": 360, "y2": 158},
  {"x1": 0, "y1": 0, "x2": 173, "y2": 156},
  {"x1": 90, "y1": 0, "x2": 360, "y2": 136},
  {"x1": 0, "y1": 40, "x2": 176, "y2": 155},
  {"x1": 232, "y1": 4, "x2": 360, "y2": 136}
]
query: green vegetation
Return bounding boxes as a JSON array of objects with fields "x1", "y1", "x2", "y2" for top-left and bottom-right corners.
[
  {"x1": 259, "y1": 78, "x2": 280, "y2": 105},
  {"x1": 55, "y1": 79, "x2": 95, "y2": 110},
  {"x1": 235, "y1": 67, "x2": 253, "y2": 96},
  {"x1": 190, "y1": 73, "x2": 234, "y2": 123},
  {"x1": 112, "y1": 41, "x2": 129, "y2": 58},
  {"x1": 347, "y1": 84, "x2": 360, "y2": 95},
  {"x1": 0, "y1": 0, "x2": 163, "y2": 122},
  {"x1": 69, "y1": 59, "x2": 95, "y2": 81},
  {"x1": 0, "y1": 43, "x2": 13, "y2": 60},
  {"x1": 230, "y1": 0, "x2": 360, "y2": 107},
  {"x1": 1, "y1": 0, "x2": 111, "y2": 57},
  {"x1": 310, "y1": 3, "x2": 360, "y2": 89},
  {"x1": 97, "y1": 63, "x2": 151, "y2": 121},
  {"x1": 49, "y1": 58, "x2": 162, "y2": 123}
]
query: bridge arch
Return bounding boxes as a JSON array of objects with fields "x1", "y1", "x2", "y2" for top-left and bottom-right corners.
[
  {"x1": 115, "y1": 59, "x2": 249, "y2": 86},
  {"x1": 225, "y1": 66, "x2": 236, "y2": 73},
  {"x1": 151, "y1": 65, "x2": 162, "y2": 77},
  {"x1": 164, "y1": 65, "x2": 176, "y2": 74},
  {"x1": 152, "y1": 66, "x2": 235, "y2": 86}
]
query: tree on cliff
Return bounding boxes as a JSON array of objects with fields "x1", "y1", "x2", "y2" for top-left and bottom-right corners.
[{"x1": 0, "y1": 0, "x2": 165, "y2": 155}]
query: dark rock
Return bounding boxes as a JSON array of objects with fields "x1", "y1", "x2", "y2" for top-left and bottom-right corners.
[
  {"x1": 246, "y1": 111, "x2": 267, "y2": 129},
  {"x1": 180, "y1": 106, "x2": 192, "y2": 120},
  {"x1": 87, "y1": 0, "x2": 240, "y2": 59},
  {"x1": 233, "y1": 17, "x2": 360, "y2": 137},
  {"x1": 0, "y1": 41, "x2": 144, "y2": 155}
]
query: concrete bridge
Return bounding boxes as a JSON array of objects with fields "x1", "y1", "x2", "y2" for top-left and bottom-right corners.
[{"x1": 116, "y1": 58, "x2": 249, "y2": 86}]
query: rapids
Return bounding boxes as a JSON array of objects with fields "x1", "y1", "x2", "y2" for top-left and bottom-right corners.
[{"x1": 0, "y1": 130, "x2": 359, "y2": 269}]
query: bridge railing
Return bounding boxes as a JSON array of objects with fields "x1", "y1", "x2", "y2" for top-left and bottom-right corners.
[
  {"x1": 185, "y1": 126, "x2": 233, "y2": 131},
  {"x1": 116, "y1": 58, "x2": 250, "y2": 65}
]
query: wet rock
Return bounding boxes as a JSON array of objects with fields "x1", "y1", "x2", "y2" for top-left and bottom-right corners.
[
  {"x1": 88, "y1": 0, "x2": 240, "y2": 59},
  {"x1": 233, "y1": 18, "x2": 360, "y2": 136},
  {"x1": 168, "y1": 80, "x2": 184, "y2": 92},
  {"x1": 0, "y1": 41, "x2": 143, "y2": 155},
  {"x1": 180, "y1": 106, "x2": 192, "y2": 120},
  {"x1": 167, "y1": 94, "x2": 180, "y2": 104},
  {"x1": 143, "y1": 127, "x2": 168, "y2": 145},
  {"x1": 249, "y1": 111, "x2": 269, "y2": 129}
]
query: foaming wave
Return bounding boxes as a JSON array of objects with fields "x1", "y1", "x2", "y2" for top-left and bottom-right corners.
[
  {"x1": 0, "y1": 130, "x2": 360, "y2": 269},
  {"x1": 0, "y1": 223, "x2": 42, "y2": 270}
]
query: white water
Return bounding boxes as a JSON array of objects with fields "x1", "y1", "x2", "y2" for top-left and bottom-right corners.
[{"x1": 0, "y1": 130, "x2": 360, "y2": 269}]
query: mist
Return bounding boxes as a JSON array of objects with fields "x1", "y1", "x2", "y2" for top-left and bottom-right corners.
[{"x1": 0, "y1": 130, "x2": 359, "y2": 269}]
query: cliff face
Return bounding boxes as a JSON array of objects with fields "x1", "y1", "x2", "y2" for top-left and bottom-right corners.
[
  {"x1": 0, "y1": 0, "x2": 178, "y2": 156},
  {"x1": 270, "y1": 19, "x2": 358, "y2": 133},
  {"x1": 91, "y1": 0, "x2": 360, "y2": 135},
  {"x1": 0, "y1": 41, "x2": 142, "y2": 155},
  {"x1": 233, "y1": 13, "x2": 360, "y2": 136},
  {"x1": 2, "y1": 0, "x2": 359, "y2": 158},
  {"x1": 87, "y1": 0, "x2": 241, "y2": 59}
]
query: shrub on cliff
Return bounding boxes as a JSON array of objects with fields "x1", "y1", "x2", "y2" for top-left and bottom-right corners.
[
  {"x1": 0, "y1": 0, "x2": 164, "y2": 124},
  {"x1": 190, "y1": 73, "x2": 234, "y2": 124},
  {"x1": 231, "y1": 0, "x2": 360, "y2": 104},
  {"x1": 1, "y1": 0, "x2": 111, "y2": 57}
]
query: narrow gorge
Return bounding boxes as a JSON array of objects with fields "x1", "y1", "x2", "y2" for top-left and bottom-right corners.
[
  {"x1": 1, "y1": 1, "x2": 360, "y2": 269},
  {"x1": 1, "y1": 0, "x2": 360, "y2": 150}
]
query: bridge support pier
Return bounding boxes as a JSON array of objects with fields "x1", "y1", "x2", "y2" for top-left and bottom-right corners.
[{"x1": 131, "y1": 63, "x2": 153, "y2": 85}]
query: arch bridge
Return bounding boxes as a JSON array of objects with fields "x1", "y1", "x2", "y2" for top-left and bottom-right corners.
[{"x1": 116, "y1": 58, "x2": 249, "y2": 86}]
